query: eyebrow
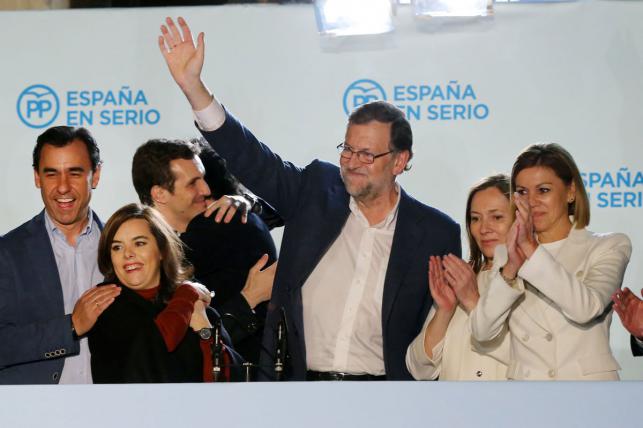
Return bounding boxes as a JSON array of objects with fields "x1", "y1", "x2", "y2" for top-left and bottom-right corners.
[
  {"x1": 516, "y1": 182, "x2": 553, "y2": 187},
  {"x1": 111, "y1": 236, "x2": 149, "y2": 244},
  {"x1": 42, "y1": 166, "x2": 86, "y2": 173},
  {"x1": 470, "y1": 208, "x2": 505, "y2": 214},
  {"x1": 343, "y1": 143, "x2": 372, "y2": 152}
]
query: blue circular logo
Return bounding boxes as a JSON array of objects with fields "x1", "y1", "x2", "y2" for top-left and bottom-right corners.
[
  {"x1": 343, "y1": 79, "x2": 387, "y2": 115},
  {"x1": 16, "y1": 84, "x2": 60, "y2": 129}
]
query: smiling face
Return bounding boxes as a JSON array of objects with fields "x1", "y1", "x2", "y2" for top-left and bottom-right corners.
[
  {"x1": 514, "y1": 166, "x2": 575, "y2": 241},
  {"x1": 34, "y1": 139, "x2": 100, "y2": 232},
  {"x1": 154, "y1": 156, "x2": 211, "y2": 232},
  {"x1": 469, "y1": 186, "x2": 512, "y2": 260},
  {"x1": 339, "y1": 121, "x2": 407, "y2": 202},
  {"x1": 110, "y1": 218, "x2": 162, "y2": 291}
]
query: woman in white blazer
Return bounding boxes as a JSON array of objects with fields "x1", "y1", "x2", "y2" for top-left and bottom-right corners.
[
  {"x1": 470, "y1": 143, "x2": 631, "y2": 380},
  {"x1": 406, "y1": 174, "x2": 511, "y2": 380}
]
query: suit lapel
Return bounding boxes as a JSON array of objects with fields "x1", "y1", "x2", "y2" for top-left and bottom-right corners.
[
  {"x1": 25, "y1": 211, "x2": 65, "y2": 316},
  {"x1": 381, "y1": 190, "x2": 424, "y2": 328},
  {"x1": 294, "y1": 183, "x2": 350, "y2": 289},
  {"x1": 554, "y1": 227, "x2": 589, "y2": 273},
  {"x1": 93, "y1": 210, "x2": 104, "y2": 231},
  {"x1": 518, "y1": 228, "x2": 591, "y2": 332},
  {"x1": 538, "y1": 227, "x2": 590, "y2": 330}
]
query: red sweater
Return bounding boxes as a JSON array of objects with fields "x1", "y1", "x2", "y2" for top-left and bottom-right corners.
[{"x1": 135, "y1": 285, "x2": 228, "y2": 382}]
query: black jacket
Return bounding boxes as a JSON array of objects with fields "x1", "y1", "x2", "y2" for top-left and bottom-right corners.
[{"x1": 181, "y1": 212, "x2": 277, "y2": 367}]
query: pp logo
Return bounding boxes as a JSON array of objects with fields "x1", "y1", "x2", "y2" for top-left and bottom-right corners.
[
  {"x1": 343, "y1": 79, "x2": 387, "y2": 115},
  {"x1": 17, "y1": 84, "x2": 60, "y2": 129}
]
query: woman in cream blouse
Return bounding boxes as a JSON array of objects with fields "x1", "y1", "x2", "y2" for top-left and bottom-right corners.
[
  {"x1": 471, "y1": 143, "x2": 631, "y2": 380},
  {"x1": 406, "y1": 174, "x2": 511, "y2": 380}
]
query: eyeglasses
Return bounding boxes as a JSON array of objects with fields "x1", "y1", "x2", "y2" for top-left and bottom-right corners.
[{"x1": 336, "y1": 143, "x2": 395, "y2": 164}]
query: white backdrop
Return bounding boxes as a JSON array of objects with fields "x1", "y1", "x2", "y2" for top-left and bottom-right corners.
[{"x1": 1, "y1": 1, "x2": 642, "y2": 379}]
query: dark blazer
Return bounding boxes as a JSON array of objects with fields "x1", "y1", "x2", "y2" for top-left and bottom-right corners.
[
  {"x1": 182, "y1": 212, "x2": 277, "y2": 365},
  {"x1": 200, "y1": 111, "x2": 461, "y2": 380},
  {"x1": 0, "y1": 210, "x2": 100, "y2": 384},
  {"x1": 631, "y1": 335, "x2": 643, "y2": 357}
]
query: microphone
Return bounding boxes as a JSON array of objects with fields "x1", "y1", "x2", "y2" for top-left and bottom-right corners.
[
  {"x1": 274, "y1": 307, "x2": 288, "y2": 381},
  {"x1": 212, "y1": 318, "x2": 223, "y2": 382}
]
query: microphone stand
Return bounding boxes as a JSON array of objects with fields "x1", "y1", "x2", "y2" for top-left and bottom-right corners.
[
  {"x1": 274, "y1": 307, "x2": 288, "y2": 382},
  {"x1": 212, "y1": 319, "x2": 222, "y2": 382},
  {"x1": 220, "y1": 308, "x2": 290, "y2": 382}
]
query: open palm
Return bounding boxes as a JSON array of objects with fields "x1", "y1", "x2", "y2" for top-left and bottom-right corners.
[{"x1": 158, "y1": 17, "x2": 204, "y2": 90}]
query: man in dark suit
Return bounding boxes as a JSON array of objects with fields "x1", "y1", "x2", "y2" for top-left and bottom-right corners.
[
  {"x1": 612, "y1": 287, "x2": 643, "y2": 356},
  {"x1": 131, "y1": 138, "x2": 277, "y2": 371},
  {"x1": 0, "y1": 126, "x2": 121, "y2": 384},
  {"x1": 158, "y1": 17, "x2": 461, "y2": 380}
]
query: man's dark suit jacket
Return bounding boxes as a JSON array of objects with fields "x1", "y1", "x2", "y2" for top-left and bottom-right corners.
[
  {"x1": 182, "y1": 212, "x2": 277, "y2": 365},
  {"x1": 0, "y1": 210, "x2": 101, "y2": 384},
  {"x1": 199, "y1": 111, "x2": 461, "y2": 380}
]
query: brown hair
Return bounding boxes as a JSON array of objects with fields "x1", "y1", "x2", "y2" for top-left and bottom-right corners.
[
  {"x1": 510, "y1": 143, "x2": 589, "y2": 229},
  {"x1": 98, "y1": 203, "x2": 193, "y2": 303},
  {"x1": 466, "y1": 174, "x2": 511, "y2": 274}
]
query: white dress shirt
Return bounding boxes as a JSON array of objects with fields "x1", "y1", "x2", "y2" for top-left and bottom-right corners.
[
  {"x1": 302, "y1": 193, "x2": 400, "y2": 375},
  {"x1": 44, "y1": 211, "x2": 103, "y2": 384}
]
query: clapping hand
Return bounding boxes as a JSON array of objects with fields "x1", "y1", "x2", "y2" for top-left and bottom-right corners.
[
  {"x1": 503, "y1": 219, "x2": 526, "y2": 280},
  {"x1": 442, "y1": 254, "x2": 480, "y2": 313},
  {"x1": 428, "y1": 256, "x2": 457, "y2": 314},
  {"x1": 612, "y1": 287, "x2": 643, "y2": 339},
  {"x1": 513, "y1": 193, "x2": 538, "y2": 258}
]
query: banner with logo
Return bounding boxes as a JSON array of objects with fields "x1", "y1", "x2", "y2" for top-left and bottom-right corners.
[{"x1": 1, "y1": 2, "x2": 642, "y2": 378}]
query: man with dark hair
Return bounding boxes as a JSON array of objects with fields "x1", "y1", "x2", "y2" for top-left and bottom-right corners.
[
  {"x1": 131, "y1": 138, "x2": 278, "y2": 369},
  {"x1": 0, "y1": 126, "x2": 121, "y2": 384},
  {"x1": 158, "y1": 17, "x2": 461, "y2": 381}
]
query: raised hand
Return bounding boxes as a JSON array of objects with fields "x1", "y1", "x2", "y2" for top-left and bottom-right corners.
[
  {"x1": 442, "y1": 254, "x2": 479, "y2": 313},
  {"x1": 428, "y1": 256, "x2": 457, "y2": 314},
  {"x1": 158, "y1": 17, "x2": 212, "y2": 110},
  {"x1": 612, "y1": 287, "x2": 643, "y2": 339}
]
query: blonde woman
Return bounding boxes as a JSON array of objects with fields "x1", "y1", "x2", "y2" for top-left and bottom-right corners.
[{"x1": 406, "y1": 175, "x2": 511, "y2": 380}]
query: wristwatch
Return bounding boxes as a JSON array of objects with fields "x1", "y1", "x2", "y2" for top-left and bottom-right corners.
[
  {"x1": 243, "y1": 192, "x2": 262, "y2": 215},
  {"x1": 198, "y1": 328, "x2": 212, "y2": 341}
]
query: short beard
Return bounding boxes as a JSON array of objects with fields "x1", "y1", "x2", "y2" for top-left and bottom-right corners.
[{"x1": 340, "y1": 170, "x2": 374, "y2": 201}]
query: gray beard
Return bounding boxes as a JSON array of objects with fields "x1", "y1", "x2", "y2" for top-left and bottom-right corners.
[{"x1": 340, "y1": 170, "x2": 375, "y2": 201}]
